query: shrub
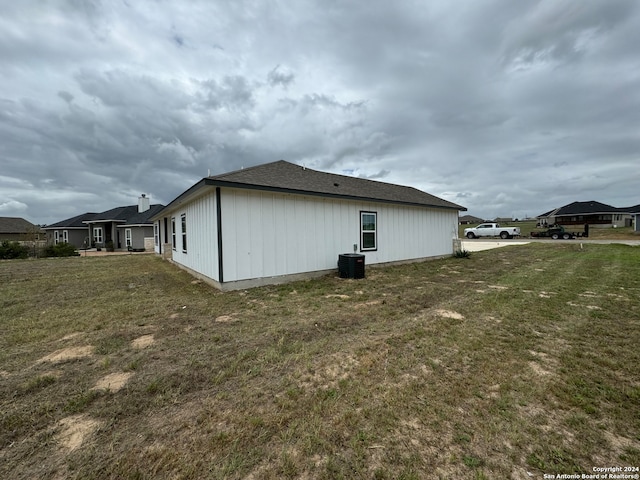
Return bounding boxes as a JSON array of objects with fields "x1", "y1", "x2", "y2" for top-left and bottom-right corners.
[
  {"x1": 0, "y1": 240, "x2": 30, "y2": 259},
  {"x1": 453, "y1": 249, "x2": 471, "y2": 259},
  {"x1": 43, "y1": 242, "x2": 79, "y2": 257}
]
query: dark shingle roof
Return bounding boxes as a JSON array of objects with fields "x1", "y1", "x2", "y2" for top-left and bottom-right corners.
[
  {"x1": 459, "y1": 215, "x2": 483, "y2": 223},
  {"x1": 89, "y1": 204, "x2": 164, "y2": 224},
  {"x1": 121, "y1": 204, "x2": 165, "y2": 225},
  {"x1": 89, "y1": 205, "x2": 136, "y2": 222},
  {"x1": 539, "y1": 201, "x2": 640, "y2": 217},
  {"x1": 44, "y1": 212, "x2": 97, "y2": 229},
  {"x1": 623, "y1": 204, "x2": 640, "y2": 214},
  {"x1": 206, "y1": 160, "x2": 465, "y2": 210},
  {"x1": 553, "y1": 201, "x2": 619, "y2": 216},
  {"x1": 45, "y1": 205, "x2": 164, "y2": 229},
  {"x1": 0, "y1": 217, "x2": 39, "y2": 234}
]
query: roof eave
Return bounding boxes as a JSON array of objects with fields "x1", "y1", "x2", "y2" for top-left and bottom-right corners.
[
  {"x1": 150, "y1": 179, "x2": 213, "y2": 220},
  {"x1": 210, "y1": 179, "x2": 466, "y2": 211},
  {"x1": 154, "y1": 177, "x2": 466, "y2": 218}
]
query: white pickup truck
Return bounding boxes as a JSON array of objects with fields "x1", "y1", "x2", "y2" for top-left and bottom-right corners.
[{"x1": 463, "y1": 223, "x2": 521, "y2": 239}]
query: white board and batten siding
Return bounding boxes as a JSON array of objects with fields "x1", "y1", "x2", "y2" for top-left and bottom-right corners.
[
  {"x1": 167, "y1": 192, "x2": 220, "y2": 282},
  {"x1": 220, "y1": 188, "x2": 458, "y2": 283},
  {"x1": 158, "y1": 187, "x2": 458, "y2": 288}
]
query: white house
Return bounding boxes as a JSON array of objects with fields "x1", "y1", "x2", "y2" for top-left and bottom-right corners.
[{"x1": 151, "y1": 160, "x2": 466, "y2": 290}]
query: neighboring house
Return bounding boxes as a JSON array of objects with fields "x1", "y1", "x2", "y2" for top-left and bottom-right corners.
[
  {"x1": 44, "y1": 212, "x2": 97, "y2": 249},
  {"x1": 493, "y1": 217, "x2": 514, "y2": 224},
  {"x1": 459, "y1": 215, "x2": 483, "y2": 225},
  {"x1": 628, "y1": 204, "x2": 640, "y2": 233},
  {"x1": 0, "y1": 217, "x2": 44, "y2": 242},
  {"x1": 536, "y1": 208, "x2": 555, "y2": 227},
  {"x1": 537, "y1": 201, "x2": 636, "y2": 228},
  {"x1": 44, "y1": 195, "x2": 165, "y2": 251},
  {"x1": 85, "y1": 197, "x2": 165, "y2": 251},
  {"x1": 151, "y1": 160, "x2": 466, "y2": 291}
]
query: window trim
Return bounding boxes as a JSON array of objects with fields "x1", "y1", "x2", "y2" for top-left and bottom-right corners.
[
  {"x1": 154, "y1": 222, "x2": 159, "y2": 247},
  {"x1": 360, "y1": 211, "x2": 377, "y2": 252},
  {"x1": 54, "y1": 231, "x2": 60, "y2": 245},
  {"x1": 181, "y1": 214, "x2": 187, "y2": 253},
  {"x1": 62, "y1": 230, "x2": 68, "y2": 243},
  {"x1": 125, "y1": 228, "x2": 132, "y2": 248}
]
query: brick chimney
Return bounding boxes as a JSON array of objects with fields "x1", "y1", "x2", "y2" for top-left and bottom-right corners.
[{"x1": 138, "y1": 194, "x2": 150, "y2": 213}]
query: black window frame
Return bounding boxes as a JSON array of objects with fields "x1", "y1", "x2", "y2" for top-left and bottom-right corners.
[
  {"x1": 181, "y1": 214, "x2": 187, "y2": 253},
  {"x1": 171, "y1": 217, "x2": 176, "y2": 251}
]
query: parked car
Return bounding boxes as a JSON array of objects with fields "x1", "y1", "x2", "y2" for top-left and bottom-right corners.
[{"x1": 464, "y1": 223, "x2": 521, "y2": 239}]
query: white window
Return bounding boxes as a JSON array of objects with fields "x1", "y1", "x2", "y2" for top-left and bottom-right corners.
[
  {"x1": 171, "y1": 217, "x2": 176, "y2": 250},
  {"x1": 154, "y1": 223, "x2": 159, "y2": 246},
  {"x1": 181, "y1": 214, "x2": 187, "y2": 253},
  {"x1": 54, "y1": 231, "x2": 59, "y2": 245},
  {"x1": 360, "y1": 211, "x2": 377, "y2": 251},
  {"x1": 125, "y1": 228, "x2": 132, "y2": 248},
  {"x1": 63, "y1": 230, "x2": 69, "y2": 243},
  {"x1": 93, "y1": 227, "x2": 103, "y2": 245}
]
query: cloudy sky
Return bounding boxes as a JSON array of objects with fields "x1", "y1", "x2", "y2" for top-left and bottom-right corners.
[{"x1": 2, "y1": 0, "x2": 639, "y2": 225}]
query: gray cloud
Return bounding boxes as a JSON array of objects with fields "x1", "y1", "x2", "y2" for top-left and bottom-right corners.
[{"x1": 0, "y1": 0, "x2": 639, "y2": 225}]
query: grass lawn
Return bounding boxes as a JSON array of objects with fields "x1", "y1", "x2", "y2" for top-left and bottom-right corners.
[{"x1": 1, "y1": 244, "x2": 639, "y2": 479}]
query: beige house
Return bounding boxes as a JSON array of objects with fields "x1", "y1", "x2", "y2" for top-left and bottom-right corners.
[{"x1": 0, "y1": 217, "x2": 43, "y2": 242}]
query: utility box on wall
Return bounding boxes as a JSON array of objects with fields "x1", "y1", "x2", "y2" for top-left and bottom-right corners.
[{"x1": 338, "y1": 253, "x2": 365, "y2": 279}]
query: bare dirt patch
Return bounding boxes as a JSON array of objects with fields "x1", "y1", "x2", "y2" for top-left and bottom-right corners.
[
  {"x1": 528, "y1": 361, "x2": 552, "y2": 376},
  {"x1": 92, "y1": 372, "x2": 134, "y2": 392},
  {"x1": 603, "y1": 430, "x2": 640, "y2": 457},
  {"x1": 131, "y1": 334, "x2": 155, "y2": 349},
  {"x1": 434, "y1": 309, "x2": 464, "y2": 320},
  {"x1": 537, "y1": 291, "x2": 557, "y2": 298},
  {"x1": 579, "y1": 291, "x2": 599, "y2": 298},
  {"x1": 37, "y1": 346, "x2": 94, "y2": 364},
  {"x1": 354, "y1": 300, "x2": 382, "y2": 308},
  {"x1": 60, "y1": 332, "x2": 82, "y2": 341},
  {"x1": 214, "y1": 314, "x2": 236, "y2": 323},
  {"x1": 487, "y1": 383, "x2": 501, "y2": 398},
  {"x1": 56, "y1": 414, "x2": 101, "y2": 453},
  {"x1": 566, "y1": 301, "x2": 601, "y2": 310},
  {"x1": 299, "y1": 352, "x2": 360, "y2": 390}
]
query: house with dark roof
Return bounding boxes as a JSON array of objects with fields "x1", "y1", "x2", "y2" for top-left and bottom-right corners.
[
  {"x1": 536, "y1": 201, "x2": 636, "y2": 229},
  {"x1": 628, "y1": 204, "x2": 640, "y2": 233},
  {"x1": 44, "y1": 212, "x2": 97, "y2": 248},
  {"x1": 44, "y1": 195, "x2": 165, "y2": 250},
  {"x1": 0, "y1": 217, "x2": 44, "y2": 242},
  {"x1": 151, "y1": 160, "x2": 466, "y2": 290},
  {"x1": 459, "y1": 215, "x2": 483, "y2": 225}
]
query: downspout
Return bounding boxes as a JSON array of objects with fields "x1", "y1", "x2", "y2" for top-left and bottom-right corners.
[{"x1": 216, "y1": 187, "x2": 224, "y2": 283}]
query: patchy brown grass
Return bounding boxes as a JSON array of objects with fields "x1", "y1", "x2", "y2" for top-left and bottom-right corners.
[{"x1": 1, "y1": 244, "x2": 639, "y2": 479}]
